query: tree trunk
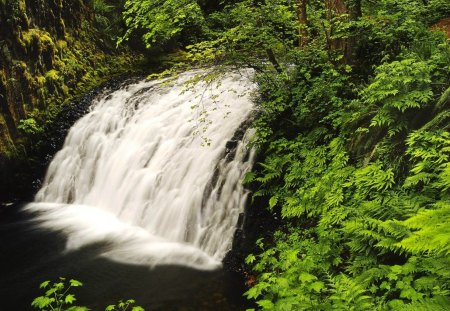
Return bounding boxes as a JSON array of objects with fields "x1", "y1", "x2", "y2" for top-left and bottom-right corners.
[
  {"x1": 347, "y1": 0, "x2": 362, "y2": 20},
  {"x1": 266, "y1": 48, "x2": 283, "y2": 73},
  {"x1": 297, "y1": 0, "x2": 308, "y2": 47},
  {"x1": 326, "y1": 0, "x2": 347, "y2": 52},
  {"x1": 325, "y1": 0, "x2": 361, "y2": 64},
  {"x1": 346, "y1": 0, "x2": 362, "y2": 64}
]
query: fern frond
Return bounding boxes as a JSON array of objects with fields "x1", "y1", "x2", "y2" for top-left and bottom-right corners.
[
  {"x1": 397, "y1": 203, "x2": 450, "y2": 255},
  {"x1": 327, "y1": 274, "x2": 374, "y2": 310},
  {"x1": 390, "y1": 296, "x2": 450, "y2": 311}
]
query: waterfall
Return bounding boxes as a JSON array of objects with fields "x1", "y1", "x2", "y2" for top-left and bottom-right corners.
[{"x1": 25, "y1": 70, "x2": 256, "y2": 269}]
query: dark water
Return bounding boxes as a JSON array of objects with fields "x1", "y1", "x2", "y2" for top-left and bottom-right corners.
[{"x1": 0, "y1": 205, "x2": 250, "y2": 311}]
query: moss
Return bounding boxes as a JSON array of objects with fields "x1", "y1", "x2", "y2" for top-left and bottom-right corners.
[
  {"x1": 56, "y1": 39, "x2": 67, "y2": 51},
  {"x1": 21, "y1": 29, "x2": 52, "y2": 49},
  {"x1": 37, "y1": 86, "x2": 47, "y2": 97},
  {"x1": 36, "y1": 75, "x2": 46, "y2": 87},
  {"x1": 40, "y1": 35, "x2": 54, "y2": 53},
  {"x1": 44, "y1": 69, "x2": 62, "y2": 97},
  {"x1": 0, "y1": 115, "x2": 15, "y2": 157},
  {"x1": 56, "y1": 39, "x2": 67, "y2": 57},
  {"x1": 45, "y1": 69, "x2": 60, "y2": 81},
  {"x1": 18, "y1": 61, "x2": 27, "y2": 70},
  {"x1": 61, "y1": 84, "x2": 69, "y2": 96},
  {"x1": 22, "y1": 67, "x2": 33, "y2": 82},
  {"x1": 0, "y1": 70, "x2": 6, "y2": 86},
  {"x1": 0, "y1": 1, "x2": 145, "y2": 161},
  {"x1": 20, "y1": 29, "x2": 55, "y2": 67},
  {"x1": 54, "y1": 60, "x2": 66, "y2": 72},
  {"x1": 4, "y1": 0, "x2": 29, "y2": 31}
]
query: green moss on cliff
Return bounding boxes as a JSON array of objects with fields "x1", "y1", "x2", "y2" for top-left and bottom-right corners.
[
  {"x1": 0, "y1": 0, "x2": 142, "y2": 159},
  {"x1": 0, "y1": 0, "x2": 144, "y2": 203}
]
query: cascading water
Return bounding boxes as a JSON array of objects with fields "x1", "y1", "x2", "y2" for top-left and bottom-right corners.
[{"x1": 25, "y1": 70, "x2": 256, "y2": 269}]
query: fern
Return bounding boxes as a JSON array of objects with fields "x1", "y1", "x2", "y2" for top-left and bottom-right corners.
[
  {"x1": 390, "y1": 296, "x2": 450, "y2": 311},
  {"x1": 243, "y1": 2, "x2": 450, "y2": 309},
  {"x1": 327, "y1": 274, "x2": 374, "y2": 310},
  {"x1": 397, "y1": 202, "x2": 450, "y2": 255}
]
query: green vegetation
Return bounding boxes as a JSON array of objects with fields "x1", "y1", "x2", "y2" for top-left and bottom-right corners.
[
  {"x1": 119, "y1": 0, "x2": 450, "y2": 309},
  {"x1": 0, "y1": 0, "x2": 140, "y2": 161},
  {"x1": 240, "y1": 1, "x2": 450, "y2": 310},
  {"x1": 119, "y1": 0, "x2": 205, "y2": 48},
  {"x1": 3, "y1": 0, "x2": 450, "y2": 309},
  {"x1": 32, "y1": 278, "x2": 88, "y2": 311},
  {"x1": 32, "y1": 278, "x2": 144, "y2": 311},
  {"x1": 0, "y1": 0, "x2": 143, "y2": 201}
]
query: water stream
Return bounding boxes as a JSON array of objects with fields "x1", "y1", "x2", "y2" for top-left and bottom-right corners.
[
  {"x1": 0, "y1": 70, "x2": 257, "y2": 310},
  {"x1": 24, "y1": 69, "x2": 255, "y2": 274}
]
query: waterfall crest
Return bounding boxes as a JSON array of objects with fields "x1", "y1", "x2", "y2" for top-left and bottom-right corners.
[{"x1": 26, "y1": 70, "x2": 256, "y2": 269}]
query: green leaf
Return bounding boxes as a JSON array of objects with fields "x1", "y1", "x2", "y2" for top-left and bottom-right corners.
[
  {"x1": 243, "y1": 172, "x2": 256, "y2": 184},
  {"x1": 299, "y1": 272, "x2": 317, "y2": 283},
  {"x1": 257, "y1": 299, "x2": 275, "y2": 309},
  {"x1": 269, "y1": 195, "x2": 278, "y2": 208},
  {"x1": 31, "y1": 296, "x2": 55, "y2": 309},
  {"x1": 276, "y1": 277, "x2": 289, "y2": 288},
  {"x1": 66, "y1": 307, "x2": 90, "y2": 311},
  {"x1": 246, "y1": 254, "x2": 256, "y2": 264},
  {"x1": 69, "y1": 279, "x2": 83, "y2": 287},
  {"x1": 309, "y1": 281, "x2": 325, "y2": 293},
  {"x1": 65, "y1": 294, "x2": 76, "y2": 304},
  {"x1": 39, "y1": 281, "x2": 50, "y2": 289}
]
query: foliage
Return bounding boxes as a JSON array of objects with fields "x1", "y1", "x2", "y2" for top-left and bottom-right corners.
[
  {"x1": 237, "y1": 0, "x2": 450, "y2": 310},
  {"x1": 18, "y1": 118, "x2": 44, "y2": 136},
  {"x1": 115, "y1": 0, "x2": 450, "y2": 309},
  {"x1": 10, "y1": 0, "x2": 450, "y2": 309},
  {"x1": 91, "y1": 0, "x2": 127, "y2": 46},
  {"x1": 105, "y1": 299, "x2": 144, "y2": 311},
  {"x1": 119, "y1": 0, "x2": 300, "y2": 70},
  {"x1": 31, "y1": 278, "x2": 88, "y2": 311},
  {"x1": 119, "y1": 0, "x2": 205, "y2": 48},
  {"x1": 31, "y1": 278, "x2": 145, "y2": 311}
]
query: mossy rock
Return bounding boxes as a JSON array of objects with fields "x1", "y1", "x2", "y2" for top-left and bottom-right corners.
[
  {"x1": 0, "y1": 0, "x2": 143, "y2": 167},
  {"x1": 56, "y1": 39, "x2": 67, "y2": 56},
  {"x1": 36, "y1": 75, "x2": 46, "y2": 87},
  {"x1": 2, "y1": 0, "x2": 29, "y2": 32},
  {"x1": 20, "y1": 29, "x2": 55, "y2": 67},
  {"x1": 18, "y1": 61, "x2": 27, "y2": 71},
  {"x1": 0, "y1": 69, "x2": 7, "y2": 86},
  {"x1": 45, "y1": 69, "x2": 62, "y2": 95},
  {"x1": 21, "y1": 29, "x2": 53, "y2": 50},
  {"x1": 0, "y1": 123, "x2": 15, "y2": 156},
  {"x1": 36, "y1": 87, "x2": 48, "y2": 102},
  {"x1": 45, "y1": 69, "x2": 60, "y2": 81},
  {"x1": 61, "y1": 84, "x2": 69, "y2": 96}
]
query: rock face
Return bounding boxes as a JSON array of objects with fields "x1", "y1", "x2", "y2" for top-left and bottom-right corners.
[
  {"x1": 0, "y1": 0, "x2": 138, "y2": 202},
  {"x1": 0, "y1": 0, "x2": 132, "y2": 157}
]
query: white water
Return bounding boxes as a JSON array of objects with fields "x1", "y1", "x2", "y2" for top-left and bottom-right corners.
[{"x1": 26, "y1": 70, "x2": 256, "y2": 269}]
